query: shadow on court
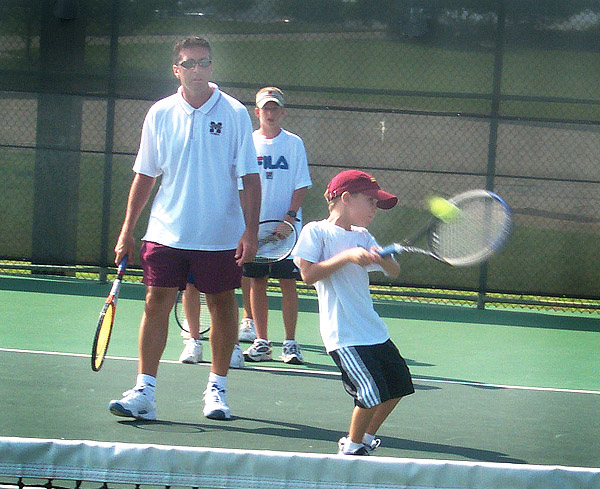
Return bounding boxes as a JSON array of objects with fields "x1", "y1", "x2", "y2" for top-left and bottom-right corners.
[{"x1": 117, "y1": 415, "x2": 526, "y2": 465}]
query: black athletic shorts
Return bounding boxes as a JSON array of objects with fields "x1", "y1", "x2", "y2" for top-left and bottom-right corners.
[
  {"x1": 329, "y1": 339, "x2": 415, "y2": 409},
  {"x1": 242, "y1": 258, "x2": 301, "y2": 280}
]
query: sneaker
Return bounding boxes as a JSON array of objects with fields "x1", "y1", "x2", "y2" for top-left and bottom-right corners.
[
  {"x1": 337, "y1": 437, "x2": 370, "y2": 456},
  {"x1": 179, "y1": 338, "x2": 203, "y2": 364},
  {"x1": 243, "y1": 339, "x2": 273, "y2": 362},
  {"x1": 280, "y1": 340, "x2": 304, "y2": 364},
  {"x1": 230, "y1": 344, "x2": 245, "y2": 369},
  {"x1": 238, "y1": 318, "x2": 257, "y2": 343},
  {"x1": 203, "y1": 383, "x2": 231, "y2": 420},
  {"x1": 109, "y1": 389, "x2": 156, "y2": 420},
  {"x1": 364, "y1": 438, "x2": 381, "y2": 455}
]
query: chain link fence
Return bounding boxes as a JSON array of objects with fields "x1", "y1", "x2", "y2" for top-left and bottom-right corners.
[{"x1": 1, "y1": 0, "x2": 599, "y2": 311}]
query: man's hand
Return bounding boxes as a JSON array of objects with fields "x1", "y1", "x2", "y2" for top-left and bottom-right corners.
[{"x1": 235, "y1": 229, "x2": 258, "y2": 266}]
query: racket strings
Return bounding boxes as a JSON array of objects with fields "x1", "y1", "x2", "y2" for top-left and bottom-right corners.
[
  {"x1": 432, "y1": 198, "x2": 509, "y2": 265},
  {"x1": 92, "y1": 304, "x2": 114, "y2": 370},
  {"x1": 174, "y1": 291, "x2": 211, "y2": 335},
  {"x1": 255, "y1": 221, "x2": 296, "y2": 263}
]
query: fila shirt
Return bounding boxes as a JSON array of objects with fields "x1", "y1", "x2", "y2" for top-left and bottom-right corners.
[{"x1": 252, "y1": 129, "x2": 312, "y2": 231}]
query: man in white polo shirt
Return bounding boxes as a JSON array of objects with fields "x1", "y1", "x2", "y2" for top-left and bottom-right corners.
[{"x1": 109, "y1": 36, "x2": 261, "y2": 421}]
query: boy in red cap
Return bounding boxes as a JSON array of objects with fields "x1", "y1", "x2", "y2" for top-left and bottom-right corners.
[{"x1": 292, "y1": 170, "x2": 414, "y2": 455}]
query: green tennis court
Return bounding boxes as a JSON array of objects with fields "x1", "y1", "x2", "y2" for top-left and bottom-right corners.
[{"x1": 0, "y1": 274, "x2": 599, "y2": 471}]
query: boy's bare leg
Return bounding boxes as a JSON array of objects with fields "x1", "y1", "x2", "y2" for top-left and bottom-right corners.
[
  {"x1": 183, "y1": 283, "x2": 201, "y2": 339},
  {"x1": 250, "y1": 276, "x2": 269, "y2": 339},
  {"x1": 348, "y1": 397, "x2": 402, "y2": 444},
  {"x1": 348, "y1": 405, "x2": 376, "y2": 444},
  {"x1": 279, "y1": 278, "x2": 298, "y2": 340},
  {"x1": 365, "y1": 397, "x2": 402, "y2": 436},
  {"x1": 240, "y1": 276, "x2": 252, "y2": 320}
]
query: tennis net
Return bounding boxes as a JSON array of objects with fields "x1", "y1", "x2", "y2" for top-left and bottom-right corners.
[{"x1": 1, "y1": 437, "x2": 599, "y2": 489}]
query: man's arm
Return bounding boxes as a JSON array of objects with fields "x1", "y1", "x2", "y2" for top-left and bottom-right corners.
[
  {"x1": 114, "y1": 173, "x2": 156, "y2": 265},
  {"x1": 236, "y1": 172, "x2": 261, "y2": 265}
]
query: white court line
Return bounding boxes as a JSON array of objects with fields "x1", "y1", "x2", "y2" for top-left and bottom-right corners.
[{"x1": 1, "y1": 347, "x2": 599, "y2": 396}]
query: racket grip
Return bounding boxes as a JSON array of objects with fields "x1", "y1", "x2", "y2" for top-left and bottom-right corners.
[
  {"x1": 378, "y1": 244, "x2": 402, "y2": 257},
  {"x1": 118, "y1": 255, "x2": 128, "y2": 272}
]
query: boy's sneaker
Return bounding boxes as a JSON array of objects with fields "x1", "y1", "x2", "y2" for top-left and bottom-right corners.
[
  {"x1": 243, "y1": 339, "x2": 273, "y2": 362},
  {"x1": 230, "y1": 344, "x2": 245, "y2": 368},
  {"x1": 108, "y1": 389, "x2": 156, "y2": 420},
  {"x1": 337, "y1": 437, "x2": 376, "y2": 456},
  {"x1": 179, "y1": 338, "x2": 203, "y2": 364},
  {"x1": 364, "y1": 438, "x2": 381, "y2": 455},
  {"x1": 203, "y1": 383, "x2": 231, "y2": 420},
  {"x1": 280, "y1": 340, "x2": 304, "y2": 364},
  {"x1": 238, "y1": 318, "x2": 257, "y2": 343},
  {"x1": 337, "y1": 437, "x2": 370, "y2": 456}
]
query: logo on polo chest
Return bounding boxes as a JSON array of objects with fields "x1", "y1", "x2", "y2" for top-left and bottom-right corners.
[{"x1": 209, "y1": 121, "x2": 222, "y2": 135}]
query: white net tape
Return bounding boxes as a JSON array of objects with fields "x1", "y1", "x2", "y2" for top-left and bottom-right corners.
[{"x1": 1, "y1": 437, "x2": 599, "y2": 489}]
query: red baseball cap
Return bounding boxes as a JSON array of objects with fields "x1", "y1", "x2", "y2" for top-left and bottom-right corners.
[{"x1": 326, "y1": 170, "x2": 398, "y2": 210}]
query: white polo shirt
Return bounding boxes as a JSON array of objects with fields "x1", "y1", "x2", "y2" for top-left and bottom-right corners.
[{"x1": 133, "y1": 83, "x2": 257, "y2": 250}]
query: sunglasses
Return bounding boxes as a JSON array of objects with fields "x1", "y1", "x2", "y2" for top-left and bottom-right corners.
[{"x1": 179, "y1": 58, "x2": 212, "y2": 69}]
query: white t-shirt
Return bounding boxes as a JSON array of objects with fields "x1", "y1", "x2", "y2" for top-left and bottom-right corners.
[
  {"x1": 134, "y1": 84, "x2": 257, "y2": 250},
  {"x1": 292, "y1": 219, "x2": 391, "y2": 352},
  {"x1": 251, "y1": 129, "x2": 312, "y2": 232}
]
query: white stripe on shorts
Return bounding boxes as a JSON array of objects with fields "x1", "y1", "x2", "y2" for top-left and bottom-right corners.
[{"x1": 337, "y1": 347, "x2": 381, "y2": 408}]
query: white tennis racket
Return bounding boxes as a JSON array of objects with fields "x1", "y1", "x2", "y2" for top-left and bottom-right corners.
[
  {"x1": 253, "y1": 219, "x2": 298, "y2": 264},
  {"x1": 379, "y1": 189, "x2": 512, "y2": 266}
]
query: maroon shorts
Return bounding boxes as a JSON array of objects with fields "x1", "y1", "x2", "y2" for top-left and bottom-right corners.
[{"x1": 139, "y1": 241, "x2": 242, "y2": 294}]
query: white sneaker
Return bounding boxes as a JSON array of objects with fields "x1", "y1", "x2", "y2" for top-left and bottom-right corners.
[
  {"x1": 243, "y1": 339, "x2": 273, "y2": 362},
  {"x1": 108, "y1": 389, "x2": 156, "y2": 420},
  {"x1": 230, "y1": 344, "x2": 245, "y2": 368},
  {"x1": 179, "y1": 338, "x2": 203, "y2": 364},
  {"x1": 238, "y1": 318, "x2": 257, "y2": 343},
  {"x1": 337, "y1": 437, "x2": 370, "y2": 456},
  {"x1": 203, "y1": 383, "x2": 231, "y2": 420},
  {"x1": 280, "y1": 340, "x2": 304, "y2": 364},
  {"x1": 364, "y1": 438, "x2": 381, "y2": 454}
]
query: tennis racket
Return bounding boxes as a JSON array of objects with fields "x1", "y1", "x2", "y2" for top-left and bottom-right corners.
[
  {"x1": 174, "y1": 289, "x2": 211, "y2": 336},
  {"x1": 379, "y1": 189, "x2": 512, "y2": 266},
  {"x1": 253, "y1": 219, "x2": 298, "y2": 264},
  {"x1": 91, "y1": 256, "x2": 127, "y2": 371}
]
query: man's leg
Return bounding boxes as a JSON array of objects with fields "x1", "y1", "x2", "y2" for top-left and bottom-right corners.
[
  {"x1": 109, "y1": 285, "x2": 177, "y2": 421},
  {"x1": 203, "y1": 289, "x2": 238, "y2": 419},
  {"x1": 138, "y1": 286, "x2": 179, "y2": 376},
  {"x1": 206, "y1": 289, "x2": 238, "y2": 375}
]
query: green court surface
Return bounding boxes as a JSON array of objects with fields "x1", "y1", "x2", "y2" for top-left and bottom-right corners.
[{"x1": 0, "y1": 275, "x2": 599, "y2": 469}]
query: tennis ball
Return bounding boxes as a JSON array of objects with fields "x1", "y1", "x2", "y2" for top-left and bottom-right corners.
[{"x1": 428, "y1": 196, "x2": 460, "y2": 222}]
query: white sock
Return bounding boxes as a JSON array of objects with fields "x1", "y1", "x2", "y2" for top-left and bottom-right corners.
[
  {"x1": 134, "y1": 374, "x2": 156, "y2": 399},
  {"x1": 208, "y1": 373, "x2": 227, "y2": 389}
]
